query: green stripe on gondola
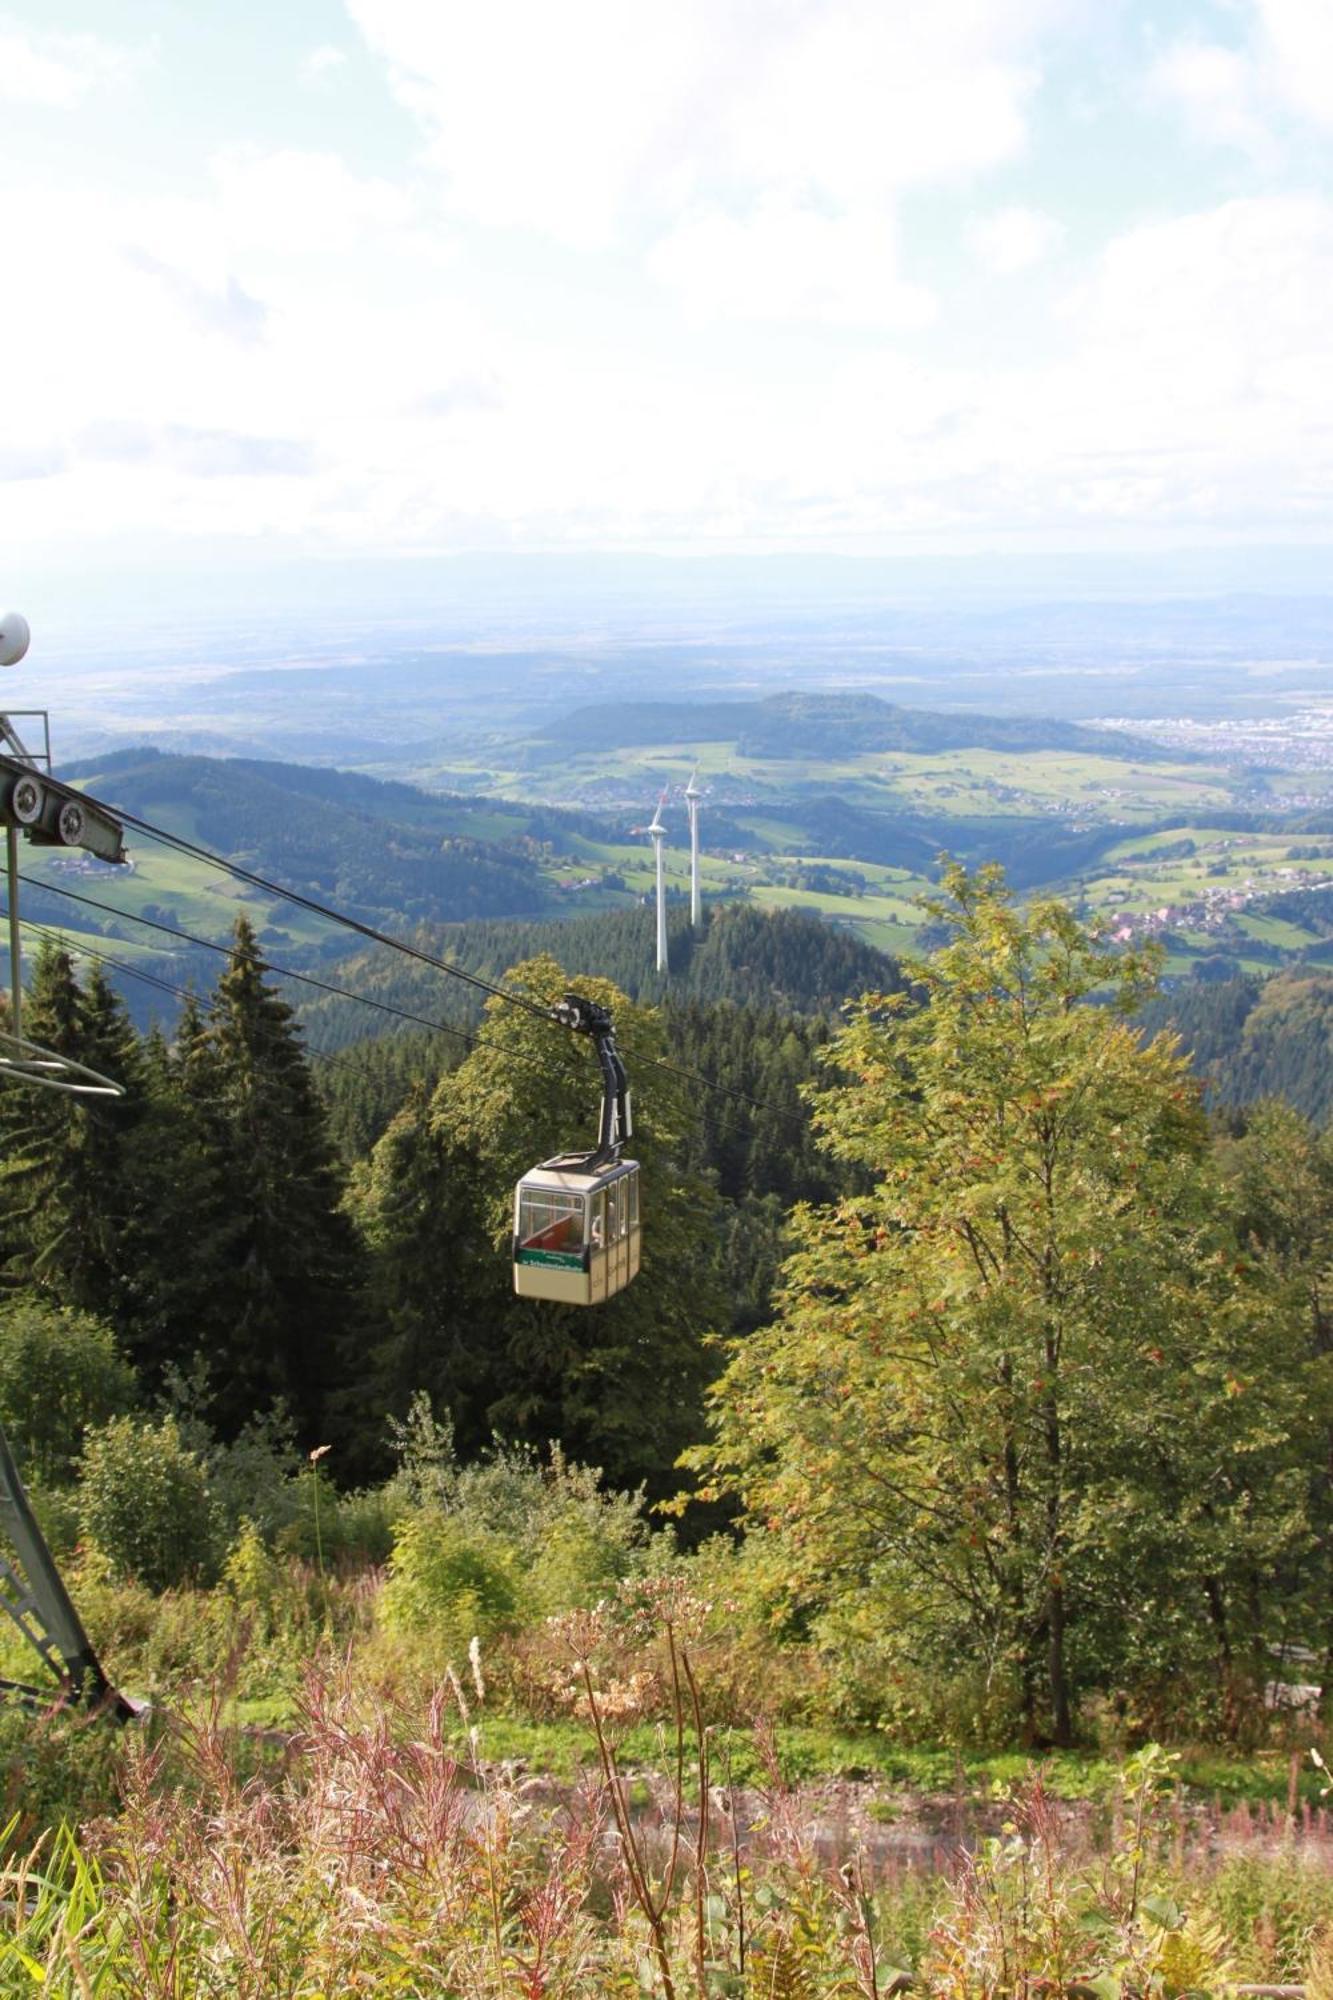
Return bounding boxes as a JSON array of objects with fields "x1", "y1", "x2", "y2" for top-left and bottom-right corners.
[{"x1": 518, "y1": 1247, "x2": 585, "y2": 1269}]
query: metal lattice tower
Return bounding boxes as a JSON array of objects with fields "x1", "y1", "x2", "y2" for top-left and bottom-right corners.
[{"x1": 0, "y1": 612, "x2": 135, "y2": 1719}]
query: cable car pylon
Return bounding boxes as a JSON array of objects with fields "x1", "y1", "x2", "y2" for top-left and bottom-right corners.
[
  {"x1": 0, "y1": 612, "x2": 135, "y2": 1720},
  {"x1": 0, "y1": 1429, "x2": 136, "y2": 1718},
  {"x1": 0, "y1": 611, "x2": 128, "y2": 1098}
]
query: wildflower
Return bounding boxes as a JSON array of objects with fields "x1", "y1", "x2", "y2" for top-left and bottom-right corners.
[{"x1": 445, "y1": 1663, "x2": 470, "y2": 1726}]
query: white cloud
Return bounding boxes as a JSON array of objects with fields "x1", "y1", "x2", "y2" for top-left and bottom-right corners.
[
  {"x1": 722, "y1": 4, "x2": 1042, "y2": 206},
  {"x1": 1147, "y1": 38, "x2": 1272, "y2": 161},
  {"x1": 79, "y1": 422, "x2": 315, "y2": 478},
  {"x1": 1022, "y1": 196, "x2": 1333, "y2": 524},
  {"x1": 0, "y1": 16, "x2": 142, "y2": 108},
  {"x1": 647, "y1": 204, "x2": 936, "y2": 328},
  {"x1": 411, "y1": 373, "x2": 504, "y2": 416},
  {"x1": 301, "y1": 43, "x2": 350, "y2": 86},
  {"x1": 1150, "y1": 2, "x2": 1333, "y2": 159},
  {"x1": 123, "y1": 249, "x2": 268, "y2": 344},
  {"x1": 967, "y1": 204, "x2": 1065, "y2": 274},
  {"x1": 210, "y1": 149, "x2": 418, "y2": 257},
  {"x1": 343, "y1": 0, "x2": 1058, "y2": 247},
  {"x1": 1255, "y1": 0, "x2": 1333, "y2": 130},
  {"x1": 3, "y1": 121, "x2": 1332, "y2": 564}
]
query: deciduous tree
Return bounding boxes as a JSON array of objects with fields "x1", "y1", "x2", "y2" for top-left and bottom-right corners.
[{"x1": 690, "y1": 866, "x2": 1298, "y2": 1742}]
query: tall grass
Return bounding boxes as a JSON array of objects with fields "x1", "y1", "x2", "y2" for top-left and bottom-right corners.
[{"x1": 6, "y1": 1598, "x2": 1333, "y2": 1997}]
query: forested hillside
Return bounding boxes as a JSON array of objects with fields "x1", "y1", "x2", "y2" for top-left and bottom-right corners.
[
  {"x1": 62, "y1": 748, "x2": 555, "y2": 927},
  {"x1": 6, "y1": 867, "x2": 1333, "y2": 1767},
  {"x1": 535, "y1": 690, "x2": 1158, "y2": 759},
  {"x1": 299, "y1": 901, "x2": 899, "y2": 1052},
  {"x1": 1143, "y1": 966, "x2": 1333, "y2": 1126}
]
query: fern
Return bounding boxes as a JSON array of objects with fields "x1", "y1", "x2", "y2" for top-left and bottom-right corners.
[{"x1": 746, "y1": 1937, "x2": 817, "y2": 2000}]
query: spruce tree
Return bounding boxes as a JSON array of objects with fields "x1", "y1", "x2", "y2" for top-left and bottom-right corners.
[
  {"x1": 108, "y1": 995, "x2": 232, "y2": 1390},
  {"x1": 193, "y1": 916, "x2": 364, "y2": 1439},
  {"x1": 342, "y1": 1083, "x2": 495, "y2": 1464},
  {"x1": 0, "y1": 944, "x2": 148, "y2": 1321}
]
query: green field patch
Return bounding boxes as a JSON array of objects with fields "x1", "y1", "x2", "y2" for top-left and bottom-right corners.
[
  {"x1": 21, "y1": 841, "x2": 328, "y2": 959},
  {"x1": 749, "y1": 883, "x2": 921, "y2": 925},
  {"x1": 1237, "y1": 913, "x2": 1317, "y2": 948},
  {"x1": 845, "y1": 915, "x2": 921, "y2": 954},
  {"x1": 733, "y1": 816, "x2": 810, "y2": 850}
]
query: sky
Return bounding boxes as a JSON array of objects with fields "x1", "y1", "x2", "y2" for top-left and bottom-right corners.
[{"x1": 1, "y1": 0, "x2": 1332, "y2": 593}]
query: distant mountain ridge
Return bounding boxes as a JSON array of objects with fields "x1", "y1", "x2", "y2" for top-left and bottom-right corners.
[
  {"x1": 536, "y1": 691, "x2": 1161, "y2": 759},
  {"x1": 61, "y1": 748, "x2": 555, "y2": 930}
]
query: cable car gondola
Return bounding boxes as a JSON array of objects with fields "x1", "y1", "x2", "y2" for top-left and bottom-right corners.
[{"x1": 513, "y1": 995, "x2": 641, "y2": 1306}]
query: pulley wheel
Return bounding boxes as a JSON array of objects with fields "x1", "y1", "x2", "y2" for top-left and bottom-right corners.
[
  {"x1": 56, "y1": 799, "x2": 85, "y2": 846},
  {"x1": 8, "y1": 775, "x2": 43, "y2": 826}
]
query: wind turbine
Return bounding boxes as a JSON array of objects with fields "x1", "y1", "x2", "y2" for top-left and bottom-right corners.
[
  {"x1": 684, "y1": 767, "x2": 703, "y2": 930},
  {"x1": 647, "y1": 790, "x2": 668, "y2": 974}
]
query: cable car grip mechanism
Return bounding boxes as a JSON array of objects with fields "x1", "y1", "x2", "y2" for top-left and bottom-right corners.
[{"x1": 549, "y1": 992, "x2": 631, "y2": 1167}]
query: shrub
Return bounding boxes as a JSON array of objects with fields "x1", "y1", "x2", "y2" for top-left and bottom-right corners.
[
  {"x1": 380, "y1": 1507, "x2": 523, "y2": 1659},
  {"x1": 379, "y1": 1401, "x2": 651, "y2": 1659},
  {"x1": 199, "y1": 1409, "x2": 305, "y2": 1545},
  {"x1": 0, "y1": 1298, "x2": 136, "y2": 1487},
  {"x1": 27, "y1": 1482, "x2": 81, "y2": 1558},
  {"x1": 277, "y1": 1474, "x2": 397, "y2": 1568},
  {"x1": 389, "y1": 1396, "x2": 648, "y2": 1602},
  {"x1": 223, "y1": 1521, "x2": 375, "y2": 1672},
  {"x1": 163, "y1": 1374, "x2": 305, "y2": 1546},
  {"x1": 77, "y1": 1415, "x2": 220, "y2": 1592},
  {"x1": 0, "y1": 1701, "x2": 134, "y2": 1842}
]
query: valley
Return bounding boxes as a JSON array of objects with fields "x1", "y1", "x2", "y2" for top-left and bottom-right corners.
[{"x1": 7, "y1": 679, "x2": 1325, "y2": 1023}]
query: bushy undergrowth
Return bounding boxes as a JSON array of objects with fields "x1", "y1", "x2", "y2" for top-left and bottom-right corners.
[
  {"x1": 77, "y1": 1415, "x2": 220, "y2": 1593},
  {"x1": 4, "y1": 1627, "x2": 1333, "y2": 1997}
]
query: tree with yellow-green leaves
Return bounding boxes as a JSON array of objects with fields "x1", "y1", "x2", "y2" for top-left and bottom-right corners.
[{"x1": 688, "y1": 866, "x2": 1308, "y2": 1743}]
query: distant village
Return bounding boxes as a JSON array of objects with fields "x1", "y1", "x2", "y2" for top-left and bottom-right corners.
[
  {"x1": 1099, "y1": 854, "x2": 1333, "y2": 944},
  {"x1": 1099, "y1": 705, "x2": 1333, "y2": 786}
]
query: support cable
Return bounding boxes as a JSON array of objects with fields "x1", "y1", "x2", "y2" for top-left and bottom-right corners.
[
  {"x1": 38, "y1": 781, "x2": 814, "y2": 1128},
  {"x1": 15, "y1": 876, "x2": 572, "y2": 1086},
  {"x1": 7, "y1": 914, "x2": 359, "y2": 1074}
]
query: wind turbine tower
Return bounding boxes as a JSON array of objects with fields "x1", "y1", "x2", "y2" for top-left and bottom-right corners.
[
  {"x1": 684, "y1": 768, "x2": 703, "y2": 929},
  {"x1": 648, "y1": 791, "x2": 668, "y2": 974}
]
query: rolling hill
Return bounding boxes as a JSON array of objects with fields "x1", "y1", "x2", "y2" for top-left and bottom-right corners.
[
  {"x1": 59, "y1": 749, "x2": 558, "y2": 932},
  {"x1": 534, "y1": 691, "x2": 1162, "y2": 760}
]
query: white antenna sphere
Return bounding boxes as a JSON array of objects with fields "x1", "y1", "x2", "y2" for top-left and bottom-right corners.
[{"x1": 0, "y1": 613, "x2": 31, "y2": 668}]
